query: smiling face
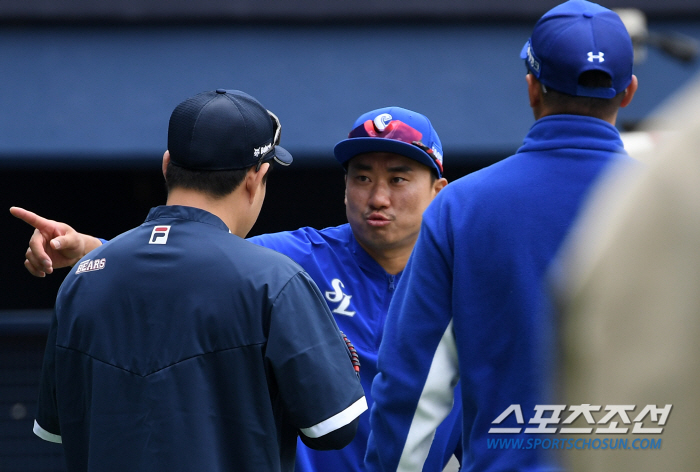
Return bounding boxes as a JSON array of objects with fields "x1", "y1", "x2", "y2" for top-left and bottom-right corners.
[{"x1": 345, "y1": 152, "x2": 446, "y2": 272}]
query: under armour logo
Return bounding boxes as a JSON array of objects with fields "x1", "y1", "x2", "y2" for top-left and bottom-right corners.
[
  {"x1": 325, "y1": 278, "x2": 356, "y2": 317},
  {"x1": 587, "y1": 52, "x2": 605, "y2": 63},
  {"x1": 373, "y1": 113, "x2": 392, "y2": 132}
]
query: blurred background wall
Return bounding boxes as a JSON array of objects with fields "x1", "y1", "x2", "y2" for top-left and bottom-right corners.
[{"x1": 1, "y1": 1, "x2": 699, "y2": 469}]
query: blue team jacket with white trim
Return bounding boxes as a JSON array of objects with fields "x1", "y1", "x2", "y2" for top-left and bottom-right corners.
[
  {"x1": 251, "y1": 225, "x2": 463, "y2": 472},
  {"x1": 365, "y1": 115, "x2": 636, "y2": 471}
]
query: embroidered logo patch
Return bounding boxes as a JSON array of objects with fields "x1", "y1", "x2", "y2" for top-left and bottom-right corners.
[
  {"x1": 526, "y1": 44, "x2": 541, "y2": 74},
  {"x1": 325, "y1": 278, "x2": 356, "y2": 317},
  {"x1": 587, "y1": 51, "x2": 605, "y2": 63},
  {"x1": 149, "y1": 225, "x2": 171, "y2": 244},
  {"x1": 76, "y1": 258, "x2": 106, "y2": 274},
  {"x1": 253, "y1": 142, "x2": 273, "y2": 157},
  {"x1": 373, "y1": 113, "x2": 392, "y2": 132}
]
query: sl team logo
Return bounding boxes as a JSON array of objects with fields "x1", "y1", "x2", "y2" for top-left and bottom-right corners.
[
  {"x1": 325, "y1": 278, "x2": 356, "y2": 317},
  {"x1": 149, "y1": 225, "x2": 171, "y2": 244}
]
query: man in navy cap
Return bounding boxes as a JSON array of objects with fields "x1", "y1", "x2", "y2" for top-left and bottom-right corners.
[
  {"x1": 365, "y1": 1, "x2": 638, "y2": 471},
  {"x1": 13, "y1": 106, "x2": 463, "y2": 471},
  {"x1": 26, "y1": 89, "x2": 366, "y2": 472}
]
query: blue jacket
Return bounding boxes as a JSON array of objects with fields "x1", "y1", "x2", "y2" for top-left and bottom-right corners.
[
  {"x1": 366, "y1": 115, "x2": 635, "y2": 471},
  {"x1": 251, "y1": 224, "x2": 463, "y2": 471}
]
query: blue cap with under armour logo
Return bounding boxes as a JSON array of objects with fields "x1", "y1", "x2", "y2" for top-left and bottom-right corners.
[{"x1": 520, "y1": 0, "x2": 634, "y2": 99}]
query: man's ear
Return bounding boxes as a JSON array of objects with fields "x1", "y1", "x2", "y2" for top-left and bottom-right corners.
[
  {"x1": 526, "y1": 74, "x2": 543, "y2": 109},
  {"x1": 344, "y1": 174, "x2": 348, "y2": 206},
  {"x1": 245, "y1": 163, "x2": 270, "y2": 203},
  {"x1": 433, "y1": 177, "x2": 448, "y2": 196},
  {"x1": 162, "y1": 151, "x2": 170, "y2": 180},
  {"x1": 620, "y1": 74, "x2": 638, "y2": 109}
]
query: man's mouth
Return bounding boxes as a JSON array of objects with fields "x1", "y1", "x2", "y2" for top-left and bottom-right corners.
[{"x1": 366, "y1": 213, "x2": 392, "y2": 227}]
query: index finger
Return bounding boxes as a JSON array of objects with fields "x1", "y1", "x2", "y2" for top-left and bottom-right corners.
[{"x1": 9, "y1": 207, "x2": 55, "y2": 233}]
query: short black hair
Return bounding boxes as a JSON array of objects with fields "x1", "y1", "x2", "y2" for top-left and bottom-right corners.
[
  {"x1": 540, "y1": 70, "x2": 626, "y2": 120},
  {"x1": 165, "y1": 161, "x2": 273, "y2": 198}
]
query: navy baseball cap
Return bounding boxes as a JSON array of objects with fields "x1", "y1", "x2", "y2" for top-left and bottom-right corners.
[
  {"x1": 520, "y1": 0, "x2": 634, "y2": 99},
  {"x1": 168, "y1": 89, "x2": 292, "y2": 171},
  {"x1": 334, "y1": 107, "x2": 444, "y2": 178}
]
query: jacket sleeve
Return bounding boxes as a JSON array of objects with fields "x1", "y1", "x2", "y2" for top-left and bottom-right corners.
[
  {"x1": 366, "y1": 199, "x2": 460, "y2": 471},
  {"x1": 265, "y1": 271, "x2": 367, "y2": 444},
  {"x1": 33, "y1": 309, "x2": 62, "y2": 443}
]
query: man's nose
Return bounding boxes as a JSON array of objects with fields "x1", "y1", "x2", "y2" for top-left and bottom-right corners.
[{"x1": 368, "y1": 182, "x2": 390, "y2": 209}]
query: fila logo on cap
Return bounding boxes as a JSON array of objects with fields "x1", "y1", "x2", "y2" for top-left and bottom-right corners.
[
  {"x1": 373, "y1": 113, "x2": 392, "y2": 132},
  {"x1": 587, "y1": 52, "x2": 605, "y2": 63},
  {"x1": 149, "y1": 225, "x2": 171, "y2": 245}
]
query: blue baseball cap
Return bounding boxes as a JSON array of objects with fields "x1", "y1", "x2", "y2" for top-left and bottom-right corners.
[
  {"x1": 168, "y1": 89, "x2": 292, "y2": 171},
  {"x1": 334, "y1": 107, "x2": 444, "y2": 178},
  {"x1": 520, "y1": 0, "x2": 634, "y2": 99}
]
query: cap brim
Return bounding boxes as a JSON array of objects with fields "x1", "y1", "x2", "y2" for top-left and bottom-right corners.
[
  {"x1": 271, "y1": 145, "x2": 293, "y2": 166},
  {"x1": 334, "y1": 137, "x2": 440, "y2": 175},
  {"x1": 520, "y1": 40, "x2": 530, "y2": 59}
]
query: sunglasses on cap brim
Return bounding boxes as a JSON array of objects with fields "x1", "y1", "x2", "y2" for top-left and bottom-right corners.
[
  {"x1": 348, "y1": 120, "x2": 443, "y2": 175},
  {"x1": 255, "y1": 110, "x2": 283, "y2": 171}
]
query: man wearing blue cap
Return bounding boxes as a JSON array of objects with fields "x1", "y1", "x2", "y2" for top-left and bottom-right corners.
[
  {"x1": 12, "y1": 106, "x2": 462, "y2": 471},
  {"x1": 251, "y1": 106, "x2": 462, "y2": 472},
  {"x1": 365, "y1": 1, "x2": 638, "y2": 471},
  {"x1": 22, "y1": 89, "x2": 367, "y2": 472}
]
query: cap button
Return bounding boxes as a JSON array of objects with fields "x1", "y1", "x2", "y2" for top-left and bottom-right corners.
[
  {"x1": 583, "y1": 12, "x2": 593, "y2": 18},
  {"x1": 215, "y1": 89, "x2": 227, "y2": 94}
]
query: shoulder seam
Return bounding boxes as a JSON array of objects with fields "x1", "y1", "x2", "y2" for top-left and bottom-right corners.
[{"x1": 55, "y1": 343, "x2": 266, "y2": 378}]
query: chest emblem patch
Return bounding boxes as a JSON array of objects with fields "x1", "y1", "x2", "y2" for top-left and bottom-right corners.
[{"x1": 325, "y1": 278, "x2": 356, "y2": 317}]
